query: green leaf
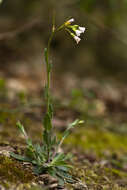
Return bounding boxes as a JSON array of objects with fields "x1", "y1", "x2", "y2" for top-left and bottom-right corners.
[
  {"x1": 44, "y1": 85, "x2": 48, "y2": 100},
  {"x1": 48, "y1": 63, "x2": 52, "y2": 73},
  {"x1": 56, "y1": 168, "x2": 74, "y2": 183},
  {"x1": 51, "y1": 153, "x2": 67, "y2": 166},
  {"x1": 60, "y1": 130, "x2": 70, "y2": 143},
  {"x1": 44, "y1": 48, "x2": 52, "y2": 72},
  {"x1": 26, "y1": 138, "x2": 33, "y2": 148},
  {"x1": 49, "y1": 103, "x2": 53, "y2": 118},
  {"x1": 59, "y1": 170, "x2": 72, "y2": 179},
  {"x1": 53, "y1": 153, "x2": 65, "y2": 161},
  {"x1": 64, "y1": 153, "x2": 73, "y2": 161},
  {"x1": 55, "y1": 168, "x2": 74, "y2": 186},
  {"x1": 16, "y1": 121, "x2": 28, "y2": 139},
  {"x1": 33, "y1": 144, "x2": 46, "y2": 163},
  {"x1": 68, "y1": 119, "x2": 80, "y2": 129},
  {"x1": 32, "y1": 160, "x2": 37, "y2": 165},
  {"x1": 47, "y1": 167, "x2": 57, "y2": 177},
  {"x1": 56, "y1": 166, "x2": 69, "y2": 172},
  {"x1": 56, "y1": 119, "x2": 84, "y2": 152},
  {"x1": 43, "y1": 130, "x2": 50, "y2": 147},
  {"x1": 51, "y1": 135, "x2": 57, "y2": 146},
  {"x1": 26, "y1": 148, "x2": 34, "y2": 158},
  {"x1": 43, "y1": 113, "x2": 52, "y2": 131},
  {"x1": 10, "y1": 152, "x2": 31, "y2": 162},
  {"x1": 34, "y1": 143, "x2": 41, "y2": 152},
  {"x1": 33, "y1": 165, "x2": 43, "y2": 174},
  {"x1": 57, "y1": 176, "x2": 65, "y2": 186},
  {"x1": 43, "y1": 130, "x2": 48, "y2": 145}
]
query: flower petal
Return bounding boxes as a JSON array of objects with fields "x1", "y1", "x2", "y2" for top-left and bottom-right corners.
[
  {"x1": 79, "y1": 27, "x2": 85, "y2": 33},
  {"x1": 74, "y1": 36, "x2": 81, "y2": 44},
  {"x1": 75, "y1": 30, "x2": 82, "y2": 36}
]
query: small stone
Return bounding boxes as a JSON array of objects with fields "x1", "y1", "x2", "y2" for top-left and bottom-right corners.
[
  {"x1": 39, "y1": 174, "x2": 49, "y2": 179},
  {"x1": 0, "y1": 146, "x2": 14, "y2": 157},
  {"x1": 31, "y1": 182, "x2": 38, "y2": 186},
  {"x1": 0, "y1": 150, "x2": 10, "y2": 157},
  {"x1": 49, "y1": 183, "x2": 58, "y2": 189},
  {"x1": 38, "y1": 181, "x2": 44, "y2": 185},
  {"x1": 49, "y1": 176, "x2": 58, "y2": 184},
  {"x1": 39, "y1": 174, "x2": 58, "y2": 184},
  {"x1": 72, "y1": 181, "x2": 88, "y2": 190}
]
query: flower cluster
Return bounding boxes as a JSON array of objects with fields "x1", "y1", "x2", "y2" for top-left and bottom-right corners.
[{"x1": 65, "y1": 18, "x2": 85, "y2": 44}]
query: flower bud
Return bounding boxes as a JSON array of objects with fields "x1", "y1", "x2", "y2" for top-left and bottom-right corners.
[
  {"x1": 74, "y1": 35, "x2": 81, "y2": 44},
  {"x1": 65, "y1": 18, "x2": 74, "y2": 26}
]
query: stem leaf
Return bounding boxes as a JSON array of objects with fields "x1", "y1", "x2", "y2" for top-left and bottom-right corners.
[
  {"x1": 43, "y1": 113, "x2": 52, "y2": 131},
  {"x1": 49, "y1": 103, "x2": 53, "y2": 118},
  {"x1": 58, "y1": 119, "x2": 84, "y2": 148},
  {"x1": 10, "y1": 152, "x2": 31, "y2": 162},
  {"x1": 16, "y1": 121, "x2": 28, "y2": 139}
]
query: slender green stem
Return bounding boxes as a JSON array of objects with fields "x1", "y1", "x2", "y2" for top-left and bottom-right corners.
[
  {"x1": 44, "y1": 22, "x2": 65, "y2": 162},
  {"x1": 46, "y1": 31, "x2": 54, "y2": 112},
  {"x1": 46, "y1": 24, "x2": 66, "y2": 108},
  {"x1": 45, "y1": 28, "x2": 55, "y2": 162}
]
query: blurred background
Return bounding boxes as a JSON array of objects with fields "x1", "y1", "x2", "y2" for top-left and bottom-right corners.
[
  {"x1": 1, "y1": 1, "x2": 127, "y2": 188},
  {"x1": 0, "y1": 0, "x2": 127, "y2": 80}
]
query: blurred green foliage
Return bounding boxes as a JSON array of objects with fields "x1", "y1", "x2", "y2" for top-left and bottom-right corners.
[{"x1": 78, "y1": 0, "x2": 96, "y2": 12}]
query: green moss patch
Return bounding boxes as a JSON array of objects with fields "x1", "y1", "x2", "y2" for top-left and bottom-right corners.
[
  {"x1": 0, "y1": 155, "x2": 35, "y2": 183},
  {"x1": 64, "y1": 128, "x2": 127, "y2": 156}
]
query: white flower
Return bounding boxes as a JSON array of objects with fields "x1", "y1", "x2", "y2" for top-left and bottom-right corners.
[
  {"x1": 79, "y1": 26, "x2": 85, "y2": 33},
  {"x1": 75, "y1": 29, "x2": 82, "y2": 36},
  {"x1": 65, "y1": 18, "x2": 75, "y2": 26},
  {"x1": 68, "y1": 18, "x2": 75, "y2": 23},
  {"x1": 74, "y1": 35, "x2": 81, "y2": 44}
]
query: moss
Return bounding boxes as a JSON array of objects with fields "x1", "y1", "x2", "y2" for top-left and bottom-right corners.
[
  {"x1": 64, "y1": 128, "x2": 127, "y2": 156},
  {"x1": 70, "y1": 163, "x2": 127, "y2": 190},
  {"x1": 0, "y1": 155, "x2": 35, "y2": 184},
  {"x1": 105, "y1": 167, "x2": 127, "y2": 178}
]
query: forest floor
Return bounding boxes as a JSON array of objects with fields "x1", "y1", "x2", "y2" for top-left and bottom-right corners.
[{"x1": 1, "y1": 62, "x2": 127, "y2": 190}]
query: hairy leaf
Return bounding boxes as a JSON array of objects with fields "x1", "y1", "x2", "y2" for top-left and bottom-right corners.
[
  {"x1": 56, "y1": 166, "x2": 69, "y2": 172},
  {"x1": 51, "y1": 153, "x2": 69, "y2": 167},
  {"x1": 26, "y1": 138, "x2": 33, "y2": 148},
  {"x1": 49, "y1": 103, "x2": 53, "y2": 118},
  {"x1": 33, "y1": 165, "x2": 44, "y2": 175},
  {"x1": 51, "y1": 135, "x2": 57, "y2": 146},
  {"x1": 43, "y1": 130, "x2": 50, "y2": 146},
  {"x1": 44, "y1": 85, "x2": 48, "y2": 100},
  {"x1": 43, "y1": 113, "x2": 52, "y2": 131},
  {"x1": 10, "y1": 152, "x2": 31, "y2": 162},
  {"x1": 58, "y1": 119, "x2": 84, "y2": 148},
  {"x1": 16, "y1": 121, "x2": 28, "y2": 139}
]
